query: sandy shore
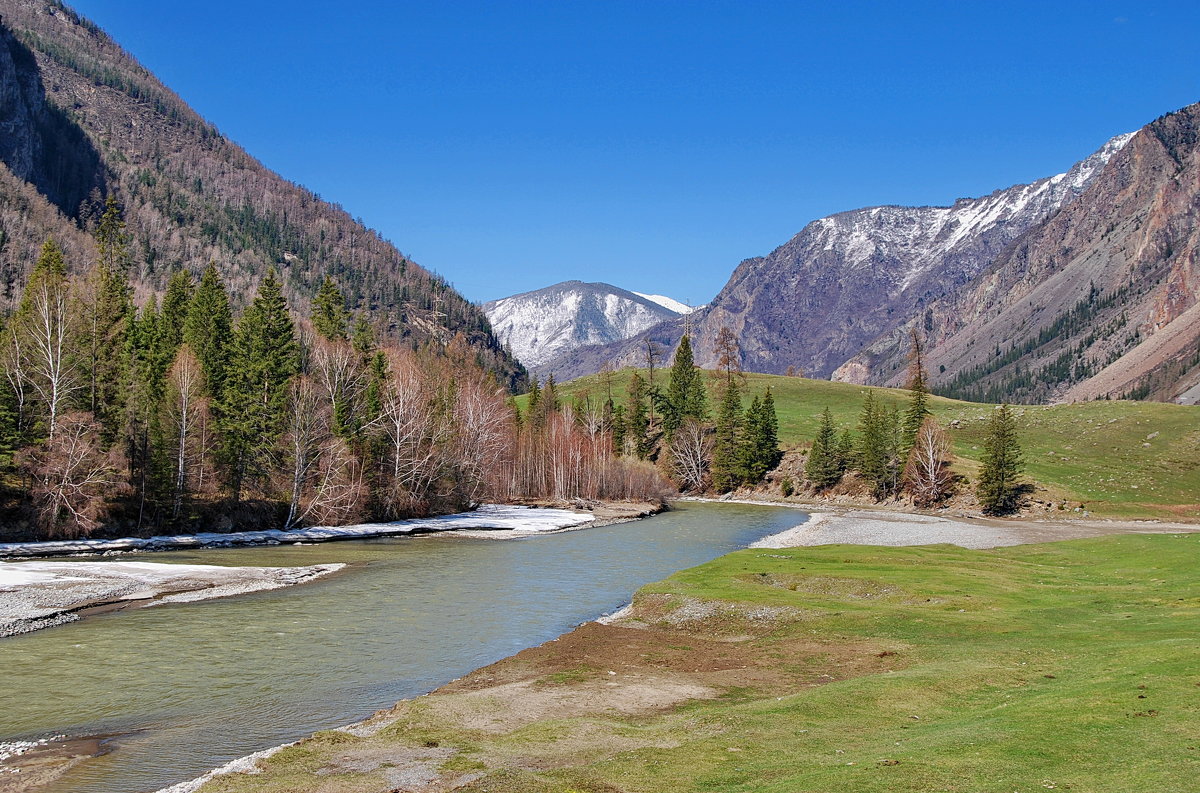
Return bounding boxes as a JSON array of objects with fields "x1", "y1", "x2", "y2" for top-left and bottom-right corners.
[{"x1": 0, "y1": 559, "x2": 345, "y2": 638}]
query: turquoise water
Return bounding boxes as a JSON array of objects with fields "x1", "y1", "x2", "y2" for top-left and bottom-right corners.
[{"x1": 1, "y1": 501, "x2": 807, "y2": 793}]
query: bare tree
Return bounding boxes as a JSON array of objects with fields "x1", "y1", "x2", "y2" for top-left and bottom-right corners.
[
  {"x1": 162, "y1": 346, "x2": 212, "y2": 519},
  {"x1": 371, "y1": 350, "x2": 449, "y2": 516},
  {"x1": 453, "y1": 381, "x2": 511, "y2": 504},
  {"x1": 713, "y1": 326, "x2": 743, "y2": 388},
  {"x1": 13, "y1": 248, "x2": 79, "y2": 441},
  {"x1": 310, "y1": 333, "x2": 366, "y2": 436},
  {"x1": 21, "y1": 412, "x2": 124, "y2": 538},
  {"x1": 903, "y1": 417, "x2": 954, "y2": 507},
  {"x1": 670, "y1": 418, "x2": 712, "y2": 492}
]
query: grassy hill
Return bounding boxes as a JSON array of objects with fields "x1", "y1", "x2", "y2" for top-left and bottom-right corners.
[{"x1": 538, "y1": 369, "x2": 1200, "y2": 520}]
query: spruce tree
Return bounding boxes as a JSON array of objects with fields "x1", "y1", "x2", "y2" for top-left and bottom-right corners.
[
  {"x1": 710, "y1": 379, "x2": 743, "y2": 492},
  {"x1": 77, "y1": 237, "x2": 132, "y2": 445},
  {"x1": 218, "y1": 270, "x2": 299, "y2": 499},
  {"x1": 755, "y1": 387, "x2": 782, "y2": 476},
  {"x1": 805, "y1": 407, "x2": 841, "y2": 489},
  {"x1": 625, "y1": 372, "x2": 651, "y2": 459},
  {"x1": 902, "y1": 330, "x2": 931, "y2": 449},
  {"x1": 661, "y1": 335, "x2": 707, "y2": 436},
  {"x1": 313, "y1": 276, "x2": 350, "y2": 341},
  {"x1": 610, "y1": 402, "x2": 627, "y2": 456},
  {"x1": 183, "y1": 264, "x2": 232, "y2": 400},
  {"x1": 95, "y1": 195, "x2": 129, "y2": 275},
  {"x1": 835, "y1": 429, "x2": 854, "y2": 475},
  {"x1": 855, "y1": 391, "x2": 887, "y2": 493},
  {"x1": 159, "y1": 270, "x2": 194, "y2": 353},
  {"x1": 977, "y1": 404, "x2": 1024, "y2": 514}
]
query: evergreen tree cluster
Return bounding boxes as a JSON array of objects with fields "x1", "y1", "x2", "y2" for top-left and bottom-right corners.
[
  {"x1": 611, "y1": 330, "x2": 783, "y2": 494},
  {"x1": 801, "y1": 332, "x2": 972, "y2": 508}
]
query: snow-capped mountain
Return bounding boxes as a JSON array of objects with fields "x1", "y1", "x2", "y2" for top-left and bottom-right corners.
[
  {"x1": 483, "y1": 281, "x2": 686, "y2": 371},
  {"x1": 541, "y1": 130, "x2": 1135, "y2": 384},
  {"x1": 686, "y1": 131, "x2": 1135, "y2": 378},
  {"x1": 633, "y1": 293, "x2": 701, "y2": 315}
]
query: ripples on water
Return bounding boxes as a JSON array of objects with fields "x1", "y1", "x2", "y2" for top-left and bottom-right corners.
[{"x1": 1, "y1": 502, "x2": 807, "y2": 793}]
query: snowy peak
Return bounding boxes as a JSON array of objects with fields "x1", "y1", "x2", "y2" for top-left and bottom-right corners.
[
  {"x1": 483, "y1": 281, "x2": 686, "y2": 371},
  {"x1": 633, "y1": 292, "x2": 701, "y2": 314},
  {"x1": 688, "y1": 131, "x2": 1135, "y2": 379}
]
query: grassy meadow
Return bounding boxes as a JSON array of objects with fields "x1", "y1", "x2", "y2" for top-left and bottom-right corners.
[
  {"x1": 201, "y1": 532, "x2": 1200, "y2": 792},
  {"x1": 536, "y1": 369, "x2": 1200, "y2": 520}
]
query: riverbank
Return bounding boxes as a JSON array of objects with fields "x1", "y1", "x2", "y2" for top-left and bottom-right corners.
[
  {"x1": 0, "y1": 559, "x2": 346, "y2": 638},
  {"x1": 0, "y1": 504, "x2": 599, "y2": 559},
  {"x1": 1, "y1": 498, "x2": 680, "y2": 793},
  {"x1": 153, "y1": 506, "x2": 1200, "y2": 793},
  {"x1": 683, "y1": 495, "x2": 1200, "y2": 547}
]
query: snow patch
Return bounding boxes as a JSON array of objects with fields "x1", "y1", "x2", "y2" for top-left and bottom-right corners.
[
  {"x1": 632, "y1": 292, "x2": 698, "y2": 314},
  {"x1": 0, "y1": 504, "x2": 594, "y2": 559}
]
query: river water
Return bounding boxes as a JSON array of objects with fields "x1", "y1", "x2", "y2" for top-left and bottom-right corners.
[{"x1": 1, "y1": 502, "x2": 807, "y2": 793}]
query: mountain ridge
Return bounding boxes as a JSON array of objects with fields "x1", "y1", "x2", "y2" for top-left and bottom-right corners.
[
  {"x1": 483, "y1": 280, "x2": 683, "y2": 371},
  {"x1": 0, "y1": 0, "x2": 524, "y2": 386}
]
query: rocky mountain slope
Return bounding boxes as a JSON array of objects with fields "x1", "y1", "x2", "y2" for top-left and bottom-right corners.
[
  {"x1": 540, "y1": 131, "x2": 1135, "y2": 385},
  {"x1": 689, "y1": 132, "x2": 1134, "y2": 380},
  {"x1": 483, "y1": 280, "x2": 683, "y2": 371},
  {"x1": 0, "y1": 0, "x2": 523, "y2": 386},
  {"x1": 837, "y1": 102, "x2": 1200, "y2": 404}
]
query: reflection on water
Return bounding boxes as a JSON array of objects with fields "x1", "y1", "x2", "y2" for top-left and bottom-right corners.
[{"x1": 1, "y1": 502, "x2": 806, "y2": 793}]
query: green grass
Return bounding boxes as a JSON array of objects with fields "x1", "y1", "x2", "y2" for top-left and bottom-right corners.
[
  {"x1": 602, "y1": 535, "x2": 1200, "y2": 792},
  {"x1": 203, "y1": 533, "x2": 1200, "y2": 792},
  {"x1": 542, "y1": 369, "x2": 1200, "y2": 519}
]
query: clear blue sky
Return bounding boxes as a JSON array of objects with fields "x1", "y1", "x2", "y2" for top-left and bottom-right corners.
[{"x1": 70, "y1": 1, "x2": 1199, "y2": 304}]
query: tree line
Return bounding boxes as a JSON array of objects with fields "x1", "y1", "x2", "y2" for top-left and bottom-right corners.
[
  {"x1": 530, "y1": 328, "x2": 783, "y2": 495},
  {"x1": 801, "y1": 331, "x2": 1025, "y2": 514},
  {"x1": 1, "y1": 201, "x2": 665, "y2": 540}
]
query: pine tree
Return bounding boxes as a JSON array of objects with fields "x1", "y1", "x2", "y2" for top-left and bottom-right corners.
[
  {"x1": 218, "y1": 270, "x2": 300, "y2": 499},
  {"x1": 76, "y1": 239, "x2": 132, "y2": 445},
  {"x1": 710, "y1": 379, "x2": 743, "y2": 492},
  {"x1": 805, "y1": 406, "x2": 842, "y2": 489},
  {"x1": 182, "y1": 264, "x2": 232, "y2": 400},
  {"x1": 661, "y1": 334, "x2": 707, "y2": 436},
  {"x1": 95, "y1": 195, "x2": 129, "y2": 275},
  {"x1": 609, "y1": 401, "x2": 626, "y2": 456},
  {"x1": 625, "y1": 372, "x2": 651, "y2": 459},
  {"x1": 855, "y1": 391, "x2": 887, "y2": 493},
  {"x1": 902, "y1": 330, "x2": 931, "y2": 449},
  {"x1": 313, "y1": 276, "x2": 350, "y2": 341},
  {"x1": 159, "y1": 270, "x2": 194, "y2": 353},
  {"x1": 738, "y1": 391, "x2": 780, "y2": 484},
  {"x1": 977, "y1": 404, "x2": 1024, "y2": 515},
  {"x1": 835, "y1": 429, "x2": 854, "y2": 475}
]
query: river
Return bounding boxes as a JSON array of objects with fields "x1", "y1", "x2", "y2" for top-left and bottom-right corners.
[{"x1": 1, "y1": 501, "x2": 807, "y2": 793}]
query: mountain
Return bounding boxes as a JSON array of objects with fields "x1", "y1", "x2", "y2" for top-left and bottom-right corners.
[
  {"x1": 836, "y1": 102, "x2": 1200, "y2": 404},
  {"x1": 0, "y1": 0, "x2": 523, "y2": 386},
  {"x1": 688, "y1": 132, "x2": 1134, "y2": 380},
  {"x1": 482, "y1": 281, "x2": 684, "y2": 371},
  {"x1": 539, "y1": 131, "x2": 1134, "y2": 384}
]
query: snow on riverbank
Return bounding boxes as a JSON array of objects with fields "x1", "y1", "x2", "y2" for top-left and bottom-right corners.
[
  {"x1": 0, "y1": 504, "x2": 594, "y2": 559},
  {"x1": 0, "y1": 560, "x2": 344, "y2": 638}
]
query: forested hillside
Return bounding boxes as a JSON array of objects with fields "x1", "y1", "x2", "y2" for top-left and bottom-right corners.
[{"x1": 0, "y1": 0, "x2": 523, "y2": 387}]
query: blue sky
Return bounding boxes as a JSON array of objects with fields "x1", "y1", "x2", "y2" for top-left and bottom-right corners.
[{"x1": 70, "y1": 1, "x2": 1199, "y2": 304}]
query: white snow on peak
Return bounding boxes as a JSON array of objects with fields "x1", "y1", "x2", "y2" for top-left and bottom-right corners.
[
  {"x1": 484, "y1": 282, "x2": 684, "y2": 369},
  {"x1": 804, "y1": 132, "x2": 1134, "y2": 294},
  {"x1": 633, "y1": 292, "x2": 698, "y2": 315}
]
